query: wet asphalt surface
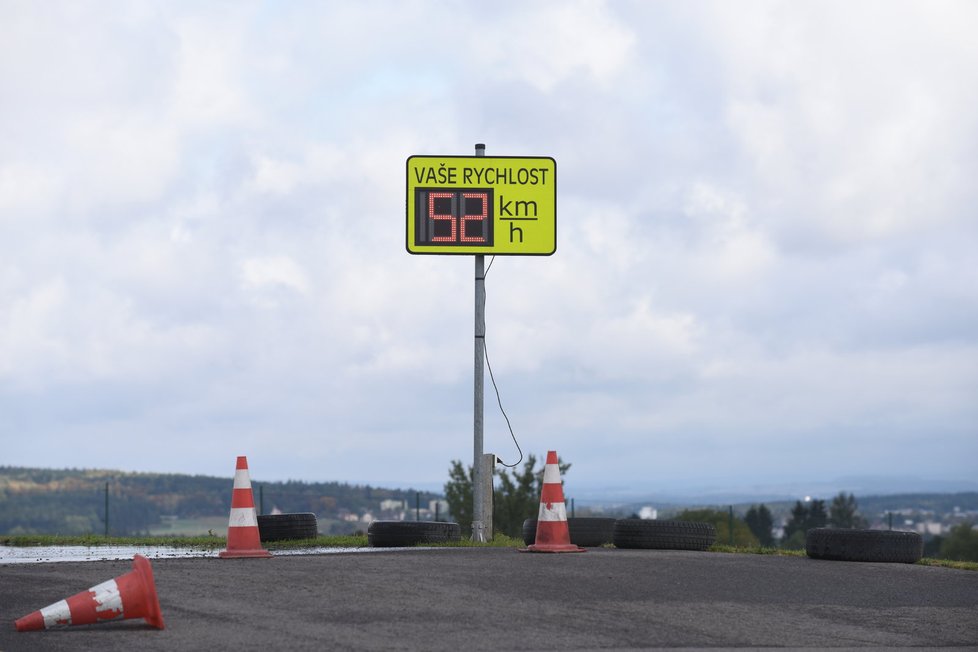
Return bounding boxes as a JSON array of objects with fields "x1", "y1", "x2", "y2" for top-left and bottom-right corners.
[{"x1": 1, "y1": 547, "x2": 976, "y2": 651}]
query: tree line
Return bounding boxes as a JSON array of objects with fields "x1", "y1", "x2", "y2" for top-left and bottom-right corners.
[
  {"x1": 443, "y1": 460, "x2": 978, "y2": 562},
  {"x1": 444, "y1": 453, "x2": 569, "y2": 540},
  {"x1": 0, "y1": 466, "x2": 440, "y2": 536}
]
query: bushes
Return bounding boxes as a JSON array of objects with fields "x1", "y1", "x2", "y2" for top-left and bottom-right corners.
[
  {"x1": 940, "y1": 523, "x2": 978, "y2": 562},
  {"x1": 675, "y1": 509, "x2": 759, "y2": 547}
]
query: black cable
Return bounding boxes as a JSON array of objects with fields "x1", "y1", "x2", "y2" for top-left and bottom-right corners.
[
  {"x1": 484, "y1": 255, "x2": 496, "y2": 278},
  {"x1": 484, "y1": 336, "x2": 522, "y2": 468},
  {"x1": 481, "y1": 259, "x2": 523, "y2": 469}
]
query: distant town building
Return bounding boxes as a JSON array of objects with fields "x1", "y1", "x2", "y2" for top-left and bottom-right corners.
[{"x1": 639, "y1": 506, "x2": 657, "y2": 520}]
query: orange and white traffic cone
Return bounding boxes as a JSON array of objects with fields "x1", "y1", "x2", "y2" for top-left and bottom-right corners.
[
  {"x1": 219, "y1": 455, "x2": 272, "y2": 559},
  {"x1": 520, "y1": 450, "x2": 585, "y2": 553},
  {"x1": 15, "y1": 554, "x2": 164, "y2": 631}
]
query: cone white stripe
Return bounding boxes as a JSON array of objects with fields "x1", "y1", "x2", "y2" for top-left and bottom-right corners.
[
  {"x1": 90, "y1": 578, "x2": 124, "y2": 619},
  {"x1": 538, "y1": 501, "x2": 567, "y2": 522},
  {"x1": 233, "y1": 469, "x2": 252, "y2": 489},
  {"x1": 542, "y1": 462, "x2": 561, "y2": 485},
  {"x1": 41, "y1": 600, "x2": 71, "y2": 629},
  {"x1": 228, "y1": 507, "x2": 258, "y2": 527}
]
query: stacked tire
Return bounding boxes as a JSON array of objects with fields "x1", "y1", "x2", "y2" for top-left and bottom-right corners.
[
  {"x1": 521, "y1": 517, "x2": 616, "y2": 547},
  {"x1": 257, "y1": 513, "x2": 319, "y2": 542},
  {"x1": 367, "y1": 521, "x2": 462, "y2": 547},
  {"x1": 612, "y1": 519, "x2": 716, "y2": 550}
]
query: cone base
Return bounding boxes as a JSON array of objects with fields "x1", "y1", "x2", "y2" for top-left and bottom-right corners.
[
  {"x1": 519, "y1": 544, "x2": 586, "y2": 553},
  {"x1": 131, "y1": 555, "x2": 165, "y2": 629},
  {"x1": 218, "y1": 549, "x2": 273, "y2": 558}
]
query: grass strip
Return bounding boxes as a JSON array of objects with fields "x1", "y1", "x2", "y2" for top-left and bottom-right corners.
[
  {"x1": 265, "y1": 535, "x2": 367, "y2": 550},
  {"x1": 0, "y1": 534, "x2": 367, "y2": 550},
  {"x1": 710, "y1": 543, "x2": 977, "y2": 571},
  {"x1": 709, "y1": 543, "x2": 805, "y2": 557},
  {"x1": 915, "y1": 557, "x2": 978, "y2": 572},
  {"x1": 427, "y1": 534, "x2": 524, "y2": 548},
  {"x1": 3, "y1": 535, "x2": 975, "y2": 570}
]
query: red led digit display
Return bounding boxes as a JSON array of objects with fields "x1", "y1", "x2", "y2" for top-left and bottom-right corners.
[
  {"x1": 460, "y1": 192, "x2": 489, "y2": 243},
  {"x1": 428, "y1": 192, "x2": 456, "y2": 242},
  {"x1": 415, "y1": 189, "x2": 494, "y2": 247}
]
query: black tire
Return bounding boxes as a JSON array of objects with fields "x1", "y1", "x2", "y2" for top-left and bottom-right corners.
[
  {"x1": 521, "y1": 518, "x2": 616, "y2": 547},
  {"x1": 367, "y1": 521, "x2": 462, "y2": 547},
  {"x1": 612, "y1": 519, "x2": 717, "y2": 550},
  {"x1": 258, "y1": 513, "x2": 318, "y2": 542},
  {"x1": 522, "y1": 518, "x2": 536, "y2": 546},
  {"x1": 806, "y1": 528, "x2": 923, "y2": 563}
]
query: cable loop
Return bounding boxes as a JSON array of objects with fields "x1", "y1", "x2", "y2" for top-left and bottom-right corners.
[{"x1": 481, "y1": 257, "x2": 523, "y2": 469}]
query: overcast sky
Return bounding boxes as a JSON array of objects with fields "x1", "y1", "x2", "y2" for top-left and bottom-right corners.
[{"x1": 2, "y1": 1, "x2": 976, "y2": 499}]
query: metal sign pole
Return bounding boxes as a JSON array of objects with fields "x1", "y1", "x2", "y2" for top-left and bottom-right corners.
[
  {"x1": 406, "y1": 144, "x2": 554, "y2": 540},
  {"x1": 472, "y1": 142, "x2": 488, "y2": 542}
]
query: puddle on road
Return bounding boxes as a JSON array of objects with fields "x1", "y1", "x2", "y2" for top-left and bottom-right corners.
[
  {"x1": 0, "y1": 545, "x2": 430, "y2": 564},
  {"x1": 0, "y1": 545, "x2": 220, "y2": 564}
]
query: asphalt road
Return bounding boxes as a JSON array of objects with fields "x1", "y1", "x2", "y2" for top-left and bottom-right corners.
[{"x1": 1, "y1": 547, "x2": 976, "y2": 651}]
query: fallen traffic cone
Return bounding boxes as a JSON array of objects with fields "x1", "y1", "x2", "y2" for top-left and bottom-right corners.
[
  {"x1": 15, "y1": 554, "x2": 164, "y2": 631},
  {"x1": 219, "y1": 455, "x2": 273, "y2": 559},
  {"x1": 520, "y1": 450, "x2": 585, "y2": 553}
]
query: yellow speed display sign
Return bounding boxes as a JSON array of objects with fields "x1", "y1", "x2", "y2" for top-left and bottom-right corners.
[{"x1": 406, "y1": 155, "x2": 556, "y2": 255}]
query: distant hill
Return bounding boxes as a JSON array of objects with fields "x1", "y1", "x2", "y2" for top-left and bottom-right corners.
[
  {"x1": 0, "y1": 466, "x2": 443, "y2": 536},
  {"x1": 594, "y1": 492, "x2": 978, "y2": 531},
  {"x1": 573, "y1": 475, "x2": 978, "y2": 507}
]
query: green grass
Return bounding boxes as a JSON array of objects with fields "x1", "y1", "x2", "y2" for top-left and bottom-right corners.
[
  {"x1": 916, "y1": 557, "x2": 978, "y2": 572},
  {"x1": 1, "y1": 534, "x2": 224, "y2": 548},
  {"x1": 709, "y1": 543, "x2": 977, "y2": 571},
  {"x1": 427, "y1": 533, "x2": 524, "y2": 548},
  {"x1": 264, "y1": 535, "x2": 367, "y2": 549},
  {"x1": 709, "y1": 543, "x2": 806, "y2": 557},
  {"x1": 1, "y1": 532, "x2": 518, "y2": 550},
  {"x1": 3, "y1": 534, "x2": 975, "y2": 570},
  {"x1": 147, "y1": 516, "x2": 228, "y2": 537},
  {"x1": 0, "y1": 534, "x2": 367, "y2": 550}
]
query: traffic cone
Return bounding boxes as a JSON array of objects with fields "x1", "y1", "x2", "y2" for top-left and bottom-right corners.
[
  {"x1": 15, "y1": 554, "x2": 164, "y2": 631},
  {"x1": 219, "y1": 455, "x2": 272, "y2": 559},
  {"x1": 520, "y1": 450, "x2": 585, "y2": 553}
]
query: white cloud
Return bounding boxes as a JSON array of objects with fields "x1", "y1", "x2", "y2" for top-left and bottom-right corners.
[
  {"x1": 64, "y1": 115, "x2": 181, "y2": 208},
  {"x1": 682, "y1": 181, "x2": 778, "y2": 281},
  {"x1": 240, "y1": 256, "x2": 310, "y2": 296},
  {"x1": 472, "y1": 0, "x2": 635, "y2": 91},
  {"x1": 251, "y1": 156, "x2": 305, "y2": 195},
  {"x1": 0, "y1": 276, "x2": 222, "y2": 389},
  {"x1": 168, "y1": 8, "x2": 257, "y2": 128},
  {"x1": 0, "y1": 163, "x2": 60, "y2": 217},
  {"x1": 695, "y1": 1, "x2": 978, "y2": 245},
  {"x1": 1, "y1": 2, "x2": 975, "y2": 491}
]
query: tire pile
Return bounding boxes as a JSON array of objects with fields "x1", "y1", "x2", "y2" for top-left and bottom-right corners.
[
  {"x1": 522, "y1": 517, "x2": 717, "y2": 550},
  {"x1": 265, "y1": 512, "x2": 925, "y2": 563},
  {"x1": 363, "y1": 517, "x2": 718, "y2": 550}
]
